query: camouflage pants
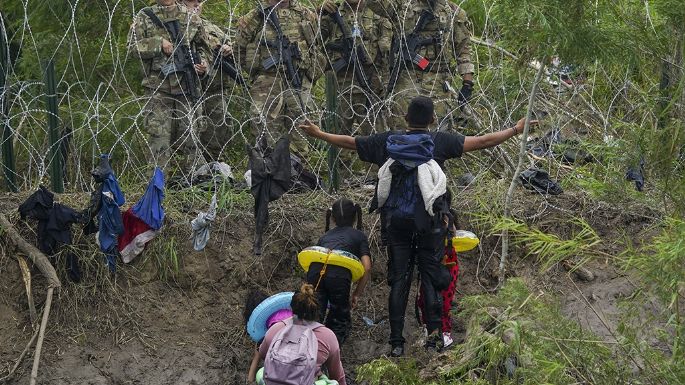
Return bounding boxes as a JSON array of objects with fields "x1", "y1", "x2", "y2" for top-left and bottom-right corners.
[
  {"x1": 385, "y1": 72, "x2": 464, "y2": 132},
  {"x1": 248, "y1": 73, "x2": 318, "y2": 155},
  {"x1": 336, "y1": 69, "x2": 386, "y2": 136},
  {"x1": 198, "y1": 86, "x2": 241, "y2": 160},
  {"x1": 143, "y1": 91, "x2": 205, "y2": 171},
  {"x1": 330, "y1": 73, "x2": 385, "y2": 178}
]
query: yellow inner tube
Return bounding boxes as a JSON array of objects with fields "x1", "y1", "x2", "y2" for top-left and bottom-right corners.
[
  {"x1": 298, "y1": 246, "x2": 366, "y2": 282},
  {"x1": 447, "y1": 230, "x2": 480, "y2": 252}
]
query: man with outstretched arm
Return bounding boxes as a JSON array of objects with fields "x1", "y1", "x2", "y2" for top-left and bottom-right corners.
[{"x1": 299, "y1": 96, "x2": 536, "y2": 357}]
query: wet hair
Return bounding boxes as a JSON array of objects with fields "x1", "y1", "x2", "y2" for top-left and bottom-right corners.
[
  {"x1": 290, "y1": 283, "x2": 319, "y2": 321},
  {"x1": 406, "y1": 96, "x2": 434, "y2": 127},
  {"x1": 325, "y1": 198, "x2": 363, "y2": 231},
  {"x1": 243, "y1": 289, "x2": 268, "y2": 328}
]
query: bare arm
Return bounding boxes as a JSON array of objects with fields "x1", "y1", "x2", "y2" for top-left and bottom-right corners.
[
  {"x1": 298, "y1": 120, "x2": 357, "y2": 150},
  {"x1": 247, "y1": 348, "x2": 260, "y2": 383},
  {"x1": 462, "y1": 118, "x2": 537, "y2": 153},
  {"x1": 351, "y1": 255, "x2": 372, "y2": 309}
]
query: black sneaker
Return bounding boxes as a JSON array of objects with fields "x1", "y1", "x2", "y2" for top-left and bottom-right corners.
[
  {"x1": 425, "y1": 332, "x2": 443, "y2": 353},
  {"x1": 390, "y1": 344, "x2": 404, "y2": 357}
]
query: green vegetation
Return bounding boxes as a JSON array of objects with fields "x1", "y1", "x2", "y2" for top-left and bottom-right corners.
[
  {"x1": 359, "y1": 279, "x2": 629, "y2": 385},
  {"x1": 480, "y1": 215, "x2": 602, "y2": 272},
  {"x1": 1, "y1": 0, "x2": 684, "y2": 383}
]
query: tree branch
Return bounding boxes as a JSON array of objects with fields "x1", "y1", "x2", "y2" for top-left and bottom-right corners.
[{"x1": 499, "y1": 60, "x2": 547, "y2": 286}]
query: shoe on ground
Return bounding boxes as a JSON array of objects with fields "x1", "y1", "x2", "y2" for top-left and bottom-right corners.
[
  {"x1": 425, "y1": 331, "x2": 443, "y2": 353},
  {"x1": 442, "y1": 332, "x2": 454, "y2": 349},
  {"x1": 390, "y1": 344, "x2": 404, "y2": 357}
]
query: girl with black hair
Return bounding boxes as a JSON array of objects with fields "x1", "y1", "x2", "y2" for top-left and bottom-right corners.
[
  {"x1": 250, "y1": 284, "x2": 347, "y2": 385},
  {"x1": 306, "y1": 198, "x2": 372, "y2": 345}
]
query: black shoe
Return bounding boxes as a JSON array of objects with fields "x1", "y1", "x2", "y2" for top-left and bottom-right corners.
[
  {"x1": 425, "y1": 332, "x2": 443, "y2": 353},
  {"x1": 390, "y1": 344, "x2": 404, "y2": 357}
]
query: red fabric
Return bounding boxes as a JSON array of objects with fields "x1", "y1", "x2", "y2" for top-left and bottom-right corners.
[
  {"x1": 118, "y1": 208, "x2": 154, "y2": 263},
  {"x1": 418, "y1": 244, "x2": 460, "y2": 332}
]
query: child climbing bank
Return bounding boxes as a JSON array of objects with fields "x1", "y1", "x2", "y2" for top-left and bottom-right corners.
[
  {"x1": 244, "y1": 285, "x2": 347, "y2": 385},
  {"x1": 305, "y1": 198, "x2": 372, "y2": 345}
]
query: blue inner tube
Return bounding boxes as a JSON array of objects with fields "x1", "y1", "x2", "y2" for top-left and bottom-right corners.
[{"x1": 247, "y1": 292, "x2": 294, "y2": 342}]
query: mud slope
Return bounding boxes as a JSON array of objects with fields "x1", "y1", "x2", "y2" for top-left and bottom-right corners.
[{"x1": 0, "y1": 187, "x2": 659, "y2": 384}]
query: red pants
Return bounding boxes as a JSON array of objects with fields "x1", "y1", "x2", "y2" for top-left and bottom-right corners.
[{"x1": 417, "y1": 244, "x2": 459, "y2": 332}]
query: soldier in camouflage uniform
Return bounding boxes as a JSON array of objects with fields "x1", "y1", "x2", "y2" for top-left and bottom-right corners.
[
  {"x1": 184, "y1": 0, "x2": 242, "y2": 160},
  {"x1": 320, "y1": 0, "x2": 392, "y2": 136},
  {"x1": 235, "y1": 0, "x2": 322, "y2": 155},
  {"x1": 128, "y1": 0, "x2": 209, "y2": 171},
  {"x1": 368, "y1": 0, "x2": 475, "y2": 131}
]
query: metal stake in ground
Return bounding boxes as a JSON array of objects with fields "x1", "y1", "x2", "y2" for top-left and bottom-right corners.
[
  {"x1": 0, "y1": 17, "x2": 17, "y2": 192},
  {"x1": 44, "y1": 59, "x2": 63, "y2": 193}
]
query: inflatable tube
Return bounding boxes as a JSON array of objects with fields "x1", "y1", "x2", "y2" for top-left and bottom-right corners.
[
  {"x1": 448, "y1": 230, "x2": 480, "y2": 252},
  {"x1": 298, "y1": 246, "x2": 365, "y2": 282},
  {"x1": 247, "y1": 292, "x2": 294, "y2": 342}
]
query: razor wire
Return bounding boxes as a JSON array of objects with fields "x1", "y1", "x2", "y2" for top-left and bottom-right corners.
[{"x1": 0, "y1": 0, "x2": 641, "y2": 207}]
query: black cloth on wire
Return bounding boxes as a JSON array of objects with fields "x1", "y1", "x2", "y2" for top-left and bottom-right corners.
[
  {"x1": 18, "y1": 186, "x2": 84, "y2": 281},
  {"x1": 19, "y1": 186, "x2": 81, "y2": 254},
  {"x1": 247, "y1": 137, "x2": 293, "y2": 255}
]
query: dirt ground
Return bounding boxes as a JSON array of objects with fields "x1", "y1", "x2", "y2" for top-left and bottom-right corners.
[{"x1": 0, "y1": 185, "x2": 662, "y2": 384}]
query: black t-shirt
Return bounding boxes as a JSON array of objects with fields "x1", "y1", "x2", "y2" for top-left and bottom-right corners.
[
  {"x1": 355, "y1": 130, "x2": 465, "y2": 167},
  {"x1": 307, "y1": 226, "x2": 371, "y2": 280}
]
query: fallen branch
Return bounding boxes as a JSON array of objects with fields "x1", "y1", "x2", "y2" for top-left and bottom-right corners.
[
  {"x1": 0, "y1": 327, "x2": 39, "y2": 383},
  {"x1": 0, "y1": 213, "x2": 60, "y2": 385},
  {"x1": 30, "y1": 287, "x2": 54, "y2": 385},
  {"x1": 0, "y1": 214, "x2": 60, "y2": 288}
]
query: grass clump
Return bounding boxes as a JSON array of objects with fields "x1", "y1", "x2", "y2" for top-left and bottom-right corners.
[
  {"x1": 448, "y1": 278, "x2": 627, "y2": 384},
  {"x1": 357, "y1": 279, "x2": 629, "y2": 385}
]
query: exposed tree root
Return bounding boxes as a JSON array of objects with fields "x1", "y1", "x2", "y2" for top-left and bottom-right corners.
[{"x1": 0, "y1": 213, "x2": 61, "y2": 385}]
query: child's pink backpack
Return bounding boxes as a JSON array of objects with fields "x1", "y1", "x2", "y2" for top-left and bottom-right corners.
[{"x1": 263, "y1": 318, "x2": 322, "y2": 385}]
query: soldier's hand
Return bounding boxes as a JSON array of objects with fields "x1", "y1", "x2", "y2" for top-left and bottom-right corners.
[
  {"x1": 298, "y1": 119, "x2": 321, "y2": 136},
  {"x1": 219, "y1": 44, "x2": 233, "y2": 57},
  {"x1": 194, "y1": 61, "x2": 207, "y2": 75},
  {"x1": 321, "y1": 1, "x2": 338, "y2": 14},
  {"x1": 161, "y1": 39, "x2": 173, "y2": 56},
  {"x1": 457, "y1": 79, "x2": 473, "y2": 108}
]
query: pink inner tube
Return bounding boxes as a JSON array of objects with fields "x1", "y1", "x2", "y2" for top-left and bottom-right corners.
[{"x1": 267, "y1": 309, "x2": 293, "y2": 328}]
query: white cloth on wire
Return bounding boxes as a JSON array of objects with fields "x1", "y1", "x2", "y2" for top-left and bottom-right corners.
[{"x1": 191, "y1": 194, "x2": 217, "y2": 251}]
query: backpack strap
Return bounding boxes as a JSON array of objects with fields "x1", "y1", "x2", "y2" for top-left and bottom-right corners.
[{"x1": 142, "y1": 8, "x2": 166, "y2": 30}]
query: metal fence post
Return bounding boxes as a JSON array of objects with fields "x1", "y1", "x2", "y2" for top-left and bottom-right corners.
[
  {"x1": 44, "y1": 59, "x2": 63, "y2": 193},
  {"x1": 324, "y1": 71, "x2": 339, "y2": 192},
  {"x1": 0, "y1": 17, "x2": 17, "y2": 192}
]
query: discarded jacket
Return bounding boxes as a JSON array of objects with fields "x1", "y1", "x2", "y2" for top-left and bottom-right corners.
[
  {"x1": 247, "y1": 137, "x2": 292, "y2": 255},
  {"x1": 18, "y1": 186, "x2": 83, "y2": 281},
  {"x1": 291, "y1": 154, "x2": 322, "y2": 192},
  {"x1": 92, "y1": 155, "x2": 125, "y2": 272},
  {"x1": 625, "y1": 158, "x2": 645, "y2": 192},
  {"x1": 168, "y1": 161, "x2": 234, "y2": 190},
  {"x1": 519, "y1": 168, "x2": 563, "y2": 195},
  {"x1": 529, "y1": 129, "x2": 594, "y2": 165}
]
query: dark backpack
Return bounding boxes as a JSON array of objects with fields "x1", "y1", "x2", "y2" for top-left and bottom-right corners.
[{"x1": 382, "y1": 133, "x2": 435, "y2": 220}]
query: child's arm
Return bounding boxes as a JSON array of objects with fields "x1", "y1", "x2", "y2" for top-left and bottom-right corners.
[
  {"x1": 247, "y1": 347, "x2": 260, "y2": 383},
  {"x1": 351, "y1": 255, "x2": 372, "y2": 309}
]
